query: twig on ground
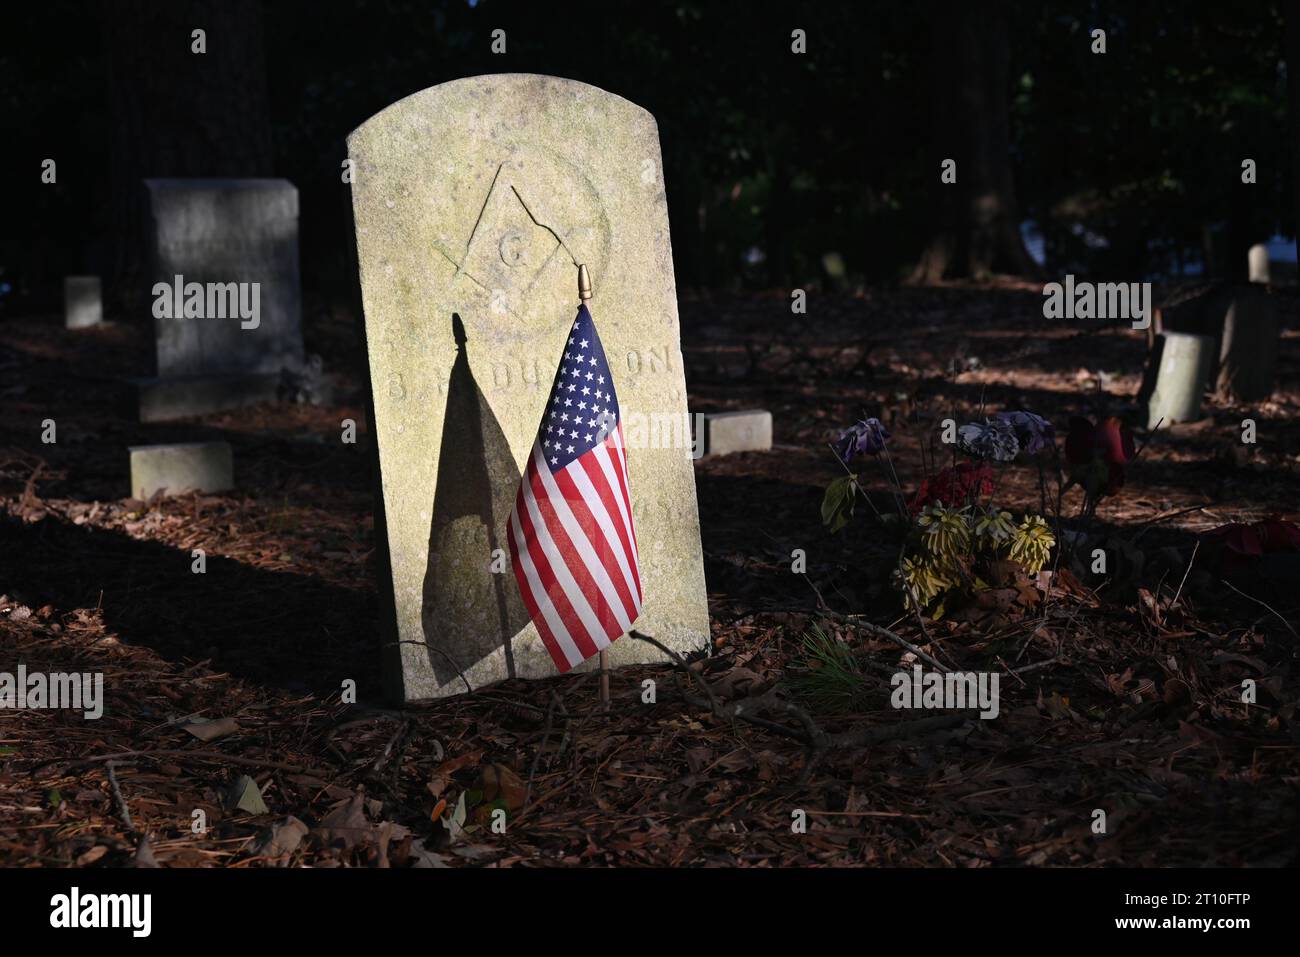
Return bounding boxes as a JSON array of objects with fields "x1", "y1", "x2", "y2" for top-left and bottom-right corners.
[
  {"x1": 1005, "y1": 656, "x2": 1061, "y2": 676},
  {"x1": 1133, "y1": 504, "x2": 1207, "y2": 542},
  {"x1": 370, "y1": 717, "x2": 411, "y2": 776},
  {"x1": 909, "y1": 606, "x2": 959, "y2": 670},
  {"x1": 38, "y1": 749, "x2": 313, "y2": 777},
  {"x1": 386, "y1": 640, "x2": 472, "y2": 696},
  {"x1": 801, "y1": 574, "x2": 950, "y2": 674},
  {"x1": 106, "y1": 760, "x2": 160, "y2": 867},
  {"x1": 106, "y1": 760, "x2": 134, "y2": 832},
  {"x1": 823, "y1": 611, "x2": 950, "y2": 674},
  {"x1": 525, "y1": 691, "x2": 565, "y2": 809},
  {"x1": 19, "y1": 459, "x2": 45, "y2": 513},
  {"x1": 1171, "y1": 540, "x2": 1199, "y2": 608},
  {"x1": 803, "y1": 574, "x2": 833, "y2": 615},
  {"x1": 1221, "y1": 580, "x2": 1300, "y2": 640}
]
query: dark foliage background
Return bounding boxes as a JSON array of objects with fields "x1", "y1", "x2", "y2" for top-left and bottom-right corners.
[{"x1": 0, "y1": 0, "x2": 1292, "y2": 311}]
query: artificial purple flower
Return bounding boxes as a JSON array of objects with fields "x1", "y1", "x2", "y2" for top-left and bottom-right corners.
[
  {"x1": 957, "y1": 418, "x2": 1020, "y2": 462},
  {"x1": 835, "y1": 418, "x2": 891, "y2": 462},
  {"x1": 995, "y1": 410, "x2": 1056, "y2": 455}
]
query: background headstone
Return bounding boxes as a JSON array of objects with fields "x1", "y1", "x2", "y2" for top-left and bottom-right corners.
[
  {"x1": 64, "y1": 276, "x2": 103, "y2": 329},
  {"x1": 701, "y1": 410, "x2": 773, "y2": 457},
  {"x1": 129, "y1": 441, "x2": 233, "y2": 498},
  {"x1": 1146, "y1": 331, "x2": 1216, "y2": 430},
  {"x1": 136, "y1": 179, "x2": 305, "y2": 421},
  {"x1": 1247, "y1": 243, "x2": 1270, "y2": 284},
  {"x1": 348, "y1": 75, "x2": 710, "y2": 703},
  {"x1": 1216, "y1": 287, "x2": 1279, "y2": 402}
]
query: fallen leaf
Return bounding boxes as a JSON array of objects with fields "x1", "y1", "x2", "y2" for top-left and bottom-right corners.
[
  {"x1": 450, "y1": 843, "x2": 501, "y2": 861},
  {"x1": 76, "y1": 845, "x2": 108, "y2": 866},
  {"x1": 133, "y1": 837, "x2": 160, "y2": 868},
  {"x1": 715, "y1": 749, "x2": 754, "y2": 773},
  {"x1": 441, "y1": 791, "x2": 468, "y2": 844},
  {"x1": 1162, "y1": 677, "x2": 1192, "y2": 707},
  {"x1": 1038, "y1": 689, "x2": 1074, "y2": 720},
  {"x1": 479, "y1": 763, "x2": 526, "y2": 813},
  {"x1": 182, "y1": 716, "x2": 240, "y2": 742},
  {"x1": 315, "y1": 795, "x2": 373, "y2": 850},
  {"x1": 411, "y1": 846, "x2": 453, "y2": 868},
  {"x1": 428, "y1": 749, "x2": 483, "y2": 800},
  {"x1": 709, "y1": 666, "x2": 767, "y2": 699},
  {"x1": 685, "y1": 748, "x2": 713, "y2": 773},
  {"x1": 225, "y1": 775, "x2": 269, "y2": 815},
  {"x1": 251, "y1": 816, "x2": 309, "y2": 863}
]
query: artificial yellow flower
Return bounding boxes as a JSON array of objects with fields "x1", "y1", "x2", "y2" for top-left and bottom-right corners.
[
  {"x1": 1008, "y1": 515, "x2": 1055, "y2": 574},
  {"x1": 896, "y1": 554, "x2": 954, "y2": 611},
  {"x1": 973, "y1": 508, "x2": 1017, "y2": 550},
  {"x1": 916, "y1": 505, "x2": 971, "y2": 568}
]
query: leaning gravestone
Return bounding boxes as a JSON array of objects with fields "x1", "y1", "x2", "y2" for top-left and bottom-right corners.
[
  {"x1": 135, "y1": 179, "x2": 305, "y2": 421},
  {"x1": 348, "y1": 75, "x2": 710, "y2": 703}
]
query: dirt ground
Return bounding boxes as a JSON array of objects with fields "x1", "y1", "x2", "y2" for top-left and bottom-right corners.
[{"x1": 2, "y1": 282, "x2": 1298, "y2": 867}]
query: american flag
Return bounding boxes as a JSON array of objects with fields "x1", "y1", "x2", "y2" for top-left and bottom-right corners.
[{"x1": 507, "y1": 303, "x2": 642, "y2": 673}]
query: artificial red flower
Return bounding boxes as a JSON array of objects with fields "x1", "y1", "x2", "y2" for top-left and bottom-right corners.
[
  {"x1": 1258, "y1": 518, "x2": 1300, "y2": 552},
  {"x1": 908, "y1": 462, "x2": 993, "y2": 515},
  {"x1": 1203, "y1": 518, "x2": 1300, "y2": 555},
  {"x1": 1202, "y1": 518, "x2": 1300, "y2": 579},
  {"x1": 1065, "y1": 416, "x2": 1134, "y2": 498},
  {"x1": 1202, "y1": 522, "x2": 1265, "y2": 558}
]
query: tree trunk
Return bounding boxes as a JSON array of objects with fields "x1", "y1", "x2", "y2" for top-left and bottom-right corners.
[
  {"x1": 909, "y1": 1, "x2": 1036, "y2": 283},
  {"x1": 101, "y1": 0, "x2": 274, "y2": 315}
]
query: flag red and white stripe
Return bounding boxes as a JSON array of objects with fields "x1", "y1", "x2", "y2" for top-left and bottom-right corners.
[{"x1": 508, "y1": 304, "x2": 642, "y2": 672}]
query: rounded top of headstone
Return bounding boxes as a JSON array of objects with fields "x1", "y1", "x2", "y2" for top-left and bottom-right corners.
[
  {"x1": 347, "y1": 74, "x2": 656, "y2": 145},
  {"x1": 143, "y1": 178, "x2": 299, "y2": 220}
]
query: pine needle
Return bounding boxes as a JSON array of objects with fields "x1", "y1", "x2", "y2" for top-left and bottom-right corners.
[{"x1": 787, "y1": 625, "x2": 870, "y2": 714}]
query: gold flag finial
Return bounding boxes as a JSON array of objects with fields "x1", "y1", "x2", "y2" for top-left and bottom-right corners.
[{"x1": 578, "y1": 263, "x2": 593, "y2": 302}]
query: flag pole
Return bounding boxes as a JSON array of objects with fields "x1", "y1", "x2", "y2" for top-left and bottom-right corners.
[{"x1": 578, "y1": 263, "x2": 612, "y2": 709}]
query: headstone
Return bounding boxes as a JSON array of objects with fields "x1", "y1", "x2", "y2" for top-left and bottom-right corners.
[
  {"x1": 701, "y1": 410, "x2": 773, "y2": 457},
  {"x1": 348, "y1": 75, "x2": 710, "y2": 703},
  {"x1": 821, "y1": 252, "x2": 848, "y2": 290},
  {"x1": 135, "y1": 179, "x2": 305, "y2": 421},
  {"x1": 1146, "y1": 331, "x2": 1216, "y2": 430},
  {"x1": 129, "y1": 441, "x2": 233, "y2": 498},
  {"x1": 1216, "y1": 287, "x2": 1279, "y2": 402},
  {"x1": 1247, "y1": 244, "x2": 1270, "y2": 284},
  {"x1": 64, "y1": 276, "x2": 103, "y2": 329}
]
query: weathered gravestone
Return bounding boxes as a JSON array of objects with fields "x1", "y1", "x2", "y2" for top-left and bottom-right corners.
[
  {"x1": 1145, "y1": 331, "x2": 1216, "y2": 430},
  {"x1": 1216, "y1": 286, "x2": 1279, "y2": 402},
  {"x1": 1248, "y1": 244, "x2": 1270, "y2": 284},
  {"x1": 129, "y1": 441, "x2": 233, "y2": 499},
  {"x1": 136, "y1": 179, "x2": 306, "y2": 421},
  {"x1": 700, "y1": 410, "x2": 773, "y2": 457},
  {"x1": 64, "y1": 276, "x2": 103, "y2": 329},
  {"x1": 348, "y1": 75, "x2": 710, "y2": 703}
]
